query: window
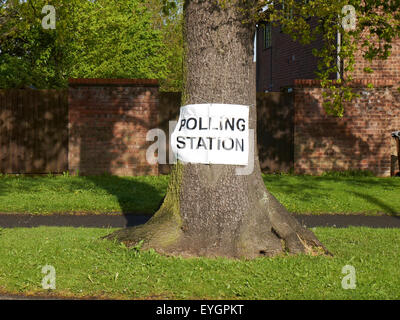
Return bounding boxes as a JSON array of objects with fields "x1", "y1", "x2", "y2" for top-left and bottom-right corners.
[{"x1": 263, "y1": 24, "x2": 272, "y2": 49}]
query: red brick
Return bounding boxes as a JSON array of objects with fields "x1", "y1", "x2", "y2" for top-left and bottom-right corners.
[{"x1": 68, "y1": 80, "x2": 159, "y2": 176}]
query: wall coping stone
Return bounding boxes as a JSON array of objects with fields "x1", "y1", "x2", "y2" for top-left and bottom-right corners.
[
  {"x1": 68, "y1": 78, "x2": 159, "y2": 87},
  {"x1": 294, "y1": 79, "x2": 396, "y2": 88}
]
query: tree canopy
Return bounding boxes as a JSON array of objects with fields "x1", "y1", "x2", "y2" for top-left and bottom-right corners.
[{"x1": 145, "y1": 0, "x2": 183, "y2": 91}]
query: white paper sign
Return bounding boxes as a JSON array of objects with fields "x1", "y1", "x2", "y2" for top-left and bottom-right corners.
[{"x1": 171, "y1": 104, "x2": 249, "y2": 165}]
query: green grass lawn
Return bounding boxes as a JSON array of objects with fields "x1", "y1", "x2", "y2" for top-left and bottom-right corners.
[
  {"x1": 0, "y1": 174, "x2": 170, "y2": 215},
  {"x1": 263, "y1": 174, "x2": 400, "y2": 215},
  {"x1": 0, "y1": 173, "x2": 399, "y2": 215},
  {"x1": 0, "y1": 226, "x2": 399, "y2": 299}
]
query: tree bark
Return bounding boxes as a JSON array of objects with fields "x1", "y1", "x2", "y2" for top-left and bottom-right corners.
[{"x1": 106, "y1": 0, "x2": 330, "y2": 258}]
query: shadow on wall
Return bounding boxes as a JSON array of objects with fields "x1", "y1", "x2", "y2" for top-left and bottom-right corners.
[
  {"x1": 68, "y1": 82, "x2": 161, "y2": 217},
  {"x1": 257, "y1": 92, "x2": 294, "y2": 173},
  {"x1": 294, "y1": 86, "x2": 400, "y2": 176},
  {"x1": 68, "y1": 83, "x2": 159, "y2": 176},
  {"x1": 157, "y1": 92, "x2": 181, "y2": 174},
  {"x1": 0, "y1": 89, "x2": 68, "y2": 175}
]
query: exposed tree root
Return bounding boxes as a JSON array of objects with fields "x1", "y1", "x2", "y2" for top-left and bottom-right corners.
[
  {"x1": 104, "y1": 187, "x2": 331, "y2": 259},
  {"x1": 264, "y1": 191, "x2": 332, "y2": 256}
]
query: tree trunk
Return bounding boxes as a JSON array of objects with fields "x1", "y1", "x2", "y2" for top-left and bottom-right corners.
[{"x1": 106, "y1": 0, "x2": 329, "y2": 258}]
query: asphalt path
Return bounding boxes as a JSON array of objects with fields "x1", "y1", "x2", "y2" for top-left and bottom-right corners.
[{"x1": 0, "y1": 213, "x2": 399, "y2": 228}]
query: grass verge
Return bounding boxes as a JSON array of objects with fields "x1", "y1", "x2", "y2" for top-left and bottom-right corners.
[
  {"x1": 0, "y1": 174, "x2": 169, "y2": 215},
  {"x1": 0, "y1": 226, "x2": 399, "y2": 299},
  {"x1": 0, "y1": 174, "x2": 399, "y2": 215},
  {"x1": 263, "y1": 174, "x2": 400, "y2": 215}
]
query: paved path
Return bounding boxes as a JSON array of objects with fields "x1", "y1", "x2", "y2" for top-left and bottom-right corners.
[
  {"x1": 293, "y1": 214, "x2": 400, "y2": 228},
  {"x1": 0, "y1": 213, "x2": 150, "y2": 228},
  {"x1": 0, "y1": 213, "x2": 399, "y2": 228}
]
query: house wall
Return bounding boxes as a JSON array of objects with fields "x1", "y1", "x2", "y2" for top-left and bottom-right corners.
[
  {"x1": 68, "y1": 79, "x2": 159, "y2": 176},
  {"x1": 294, "y1": 79, "x2": 400, "y2": 176},
  {"x1": 256, "y1": 20, "x2": 325, "y2": 92},
  {"x1": 257, "y1": 22, "x2": 400, "y2": 92},
  {"x1": 351, "y1": 36, "x2": 400, "y2": 82}
]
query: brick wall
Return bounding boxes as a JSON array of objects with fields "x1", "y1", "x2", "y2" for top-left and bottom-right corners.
[
  {"x1": 352, "y1": 36, "x2": 400, "y2": 82},
  {"x1": 68, "y1": 79, "x2": 159, "y2": 176},
  {"x1": 67, "y1": 78, "x2": 400, "y2": 177},
  {"x1": 294, "y1": 79, "x2": 400, "y2": 176}
]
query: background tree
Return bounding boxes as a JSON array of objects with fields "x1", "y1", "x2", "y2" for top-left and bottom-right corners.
[
  {"x1": 0, "y1": 0, "x2": 67, "y2": 88},
  {"x1": 0, "y1": 0, "x2": 169, "y2": 88},
  {"x1": 67, "y1": 0, "x2": 168, "y2": 81},
  {"x1": 145, "y1": 0, "x2": 184, "y2": 91}
]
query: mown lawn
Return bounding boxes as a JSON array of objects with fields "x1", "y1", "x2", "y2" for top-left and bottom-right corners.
[
  {"x1": 0, "y1": 227, "x2": 399, "y2": 299},
  {"x1": 0, "y1": 174, "x2": 170, "y2": 215},
  {"x1": 0, "y1": 173, "x2": 399, "y2": 215},
  {"x1": 263, "y1": 174, "x2": 400, "y2": 215}
]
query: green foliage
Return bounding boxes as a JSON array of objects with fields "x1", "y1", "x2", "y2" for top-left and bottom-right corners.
[
  {"x1": 0, "y1": 0, "x2": 66, "y2": 88},
  {"x1": 1, "y1": 0, "x2": 398, "y2": 108},
  {"x1": 0, "y1": 0, "x2": 169, "y2": 88},
  {"x1": 67, "y1": 0, "x2": 167, "y2": 81},
  {"x1": 146, "y1": 0, "x2": 184, "y2": 91}
]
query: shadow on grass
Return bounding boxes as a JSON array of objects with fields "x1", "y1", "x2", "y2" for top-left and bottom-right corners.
[
  {"x1": 84, "y1": 175, "x2": 167, "y2": 214},
  {"x1": 0, "y1": 174, "x2": 167, "y2": 226},
  {"x1": 83, "y1": 175, "x2": 167, "y2": 227},
  {"x1": 262, "y1": 174, "x2": 400, "y2": 216},
  {"x1": 349, "y1": 191, "x2": 400, "y2": 218}
]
